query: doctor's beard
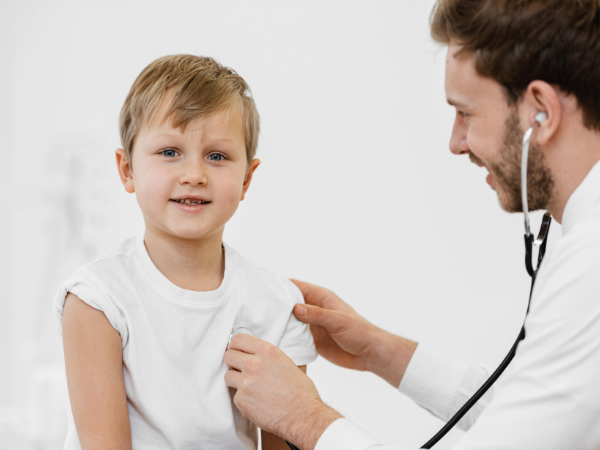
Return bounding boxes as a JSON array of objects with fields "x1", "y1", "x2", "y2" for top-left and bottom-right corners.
[{"x1": 478, "y1": 111, "x2": 555, "y2": 214}]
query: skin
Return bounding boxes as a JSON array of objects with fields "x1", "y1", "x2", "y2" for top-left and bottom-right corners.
[
  {"x1": 222, "y1": 43, "x2": 600, "y2": 449},
  {"x1": 63, "y1": 91, "x2": 297, "y2": 449}
]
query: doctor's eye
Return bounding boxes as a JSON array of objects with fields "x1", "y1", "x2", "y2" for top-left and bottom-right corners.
[
  {"x1": 207, "y1": 153, "x2": 226, "y2": 161},
  {"x1": 160, "y1": 148, "x2": 179, "y2": 158}
]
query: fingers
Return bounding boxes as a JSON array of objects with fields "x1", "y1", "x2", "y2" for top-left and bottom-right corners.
[
  {"x1": 227, "y1": 333, "x2": 263, "y2": 354},
  {"x1": 290, "y1": 279, "x2": 330, "y2": 308},
  {"x1": 224, "y1": 368, "x2": 242, "y2": 389},
  {"x1": 290, "y1": 279, "x2": 316, "y2": 296},
  {"x1": 293, "y1": 304, "x2": 347, "y2": 333},
  {"x1": 223, "y1": 348, "x2": 252, "y2": 371},
  {"x1": 290, "y1": 279, "x2": 352, "y2": 313}
]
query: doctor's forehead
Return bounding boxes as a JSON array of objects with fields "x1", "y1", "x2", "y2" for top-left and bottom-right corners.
[
  {"x1": 444, "y1": 46, "x2": 477, "y2": 105},
  {"x1": 444, "y1": 46, "x2": 504, "y2": 110}
]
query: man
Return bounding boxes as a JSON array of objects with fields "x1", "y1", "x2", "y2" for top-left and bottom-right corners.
[{"x1": 223, "y1": 0, "x2": 600, "y2": 448}]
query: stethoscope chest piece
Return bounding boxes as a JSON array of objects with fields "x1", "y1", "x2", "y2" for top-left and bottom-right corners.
[{"x1": 227, "y1": 326, "x2": 254, "y2": 351}]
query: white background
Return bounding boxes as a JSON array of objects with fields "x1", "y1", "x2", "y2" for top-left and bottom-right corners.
[{"x1": 0, "y1": 1, "x2": 562, "y2": 449}]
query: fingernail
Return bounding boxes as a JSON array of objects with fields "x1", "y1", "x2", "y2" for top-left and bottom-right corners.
[{"x1": 296, "y1": 305, "x2": 306, "y2": 316}]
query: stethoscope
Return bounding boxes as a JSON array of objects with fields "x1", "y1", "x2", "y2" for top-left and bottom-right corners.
[{"x1": 227, "y1": 112, "x2": 552, "y2": 450}]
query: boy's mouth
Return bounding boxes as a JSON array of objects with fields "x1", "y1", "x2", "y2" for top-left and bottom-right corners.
[{"x1": 170, "y1": 198, "x2": 211, "y2": 206}]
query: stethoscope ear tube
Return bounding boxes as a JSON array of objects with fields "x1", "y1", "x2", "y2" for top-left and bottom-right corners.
[
  {"x1": 521, "y1": 114, "x2": 548, "y2": 238},
  {"x1": 522, "y1": 126, "x2": 535, "y2": 237}
]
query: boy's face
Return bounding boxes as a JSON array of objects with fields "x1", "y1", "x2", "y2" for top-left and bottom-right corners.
[{"x1": 116, "y1": 95, "x2": 260, "y2": 242}]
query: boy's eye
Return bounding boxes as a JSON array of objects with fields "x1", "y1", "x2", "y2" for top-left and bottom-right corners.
[
  {"x1": 208, "y1": 153, "x2": 225, "y2": 161},
  {"x1": 160, "y1": 148, "x2": 179, "y2": 158}
]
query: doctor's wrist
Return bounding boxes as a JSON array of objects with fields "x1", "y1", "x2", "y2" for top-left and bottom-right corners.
[
  {"x1": 365, "y1": 329, "x2": 418, "y2": 388},
  {"x1": 292, "y1": 402, "x2": 342, "y2": 450}
]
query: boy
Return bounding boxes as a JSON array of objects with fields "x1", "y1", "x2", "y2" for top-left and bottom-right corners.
[{"x1": 53, "y1": 55, "x2": 316, "y2": 450}]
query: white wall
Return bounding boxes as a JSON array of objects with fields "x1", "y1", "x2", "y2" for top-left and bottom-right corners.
[{"x1": 1, "y1": 1, "x2": 562, "y2": 448}]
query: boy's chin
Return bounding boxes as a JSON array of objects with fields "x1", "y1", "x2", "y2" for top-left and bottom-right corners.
[
  {"x1": 153, "y1": 223, "x2": 222, "y2": 242},
  {"x1": 171, "y1": 229, "x2": 219, "y2": 241}
]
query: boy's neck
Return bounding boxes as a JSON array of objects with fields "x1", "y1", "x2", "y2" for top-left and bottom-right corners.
[{"x1": 143, "y1": 227, "x2": 225, "y2": 292}]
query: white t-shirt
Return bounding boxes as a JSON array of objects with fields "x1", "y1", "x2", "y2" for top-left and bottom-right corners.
[{"x1": 53, "y1": 236, "x2": 317, "y2": 450}]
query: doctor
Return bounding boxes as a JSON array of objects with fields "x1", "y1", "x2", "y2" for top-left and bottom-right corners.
[{"x1": 223, "y1": 0, "x2": 600, "y2": 448}]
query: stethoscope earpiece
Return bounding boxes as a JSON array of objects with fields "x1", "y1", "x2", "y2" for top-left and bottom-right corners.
[{"x1": 534, "y1": 112, "x2": 548, "y2": 125}]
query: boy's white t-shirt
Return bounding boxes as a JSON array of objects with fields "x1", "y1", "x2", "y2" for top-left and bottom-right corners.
[{"x1": 53, "y1": 236, "x2": 317, "y2": 450}]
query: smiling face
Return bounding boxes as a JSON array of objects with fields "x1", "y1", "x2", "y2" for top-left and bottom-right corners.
[
  {"x1": 116, "y1": 94, "x2": 260, "y2": 242},
  {"x1": 445, "y1": 44, "x2": 554, "y2": 212}
]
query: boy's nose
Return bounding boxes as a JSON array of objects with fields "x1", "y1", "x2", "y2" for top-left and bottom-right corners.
[{"x1": 180, "y1": 160, "x2": 208, "y2": 186}]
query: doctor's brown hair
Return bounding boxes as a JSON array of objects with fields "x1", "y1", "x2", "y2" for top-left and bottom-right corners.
[
  {"x1": 430, "y1": 0, "x2": 600, "y2": 131},
  {"x1": 119, "y1": 54, "x2": 260, "y2": 165}
]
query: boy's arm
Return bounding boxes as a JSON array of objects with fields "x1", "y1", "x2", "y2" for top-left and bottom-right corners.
[
  {"x1": 261, "y1": 365, "x2": 307, "y2": 450},
  {"x1": 62, "y1": 292, "x2": 132, "y2": 450}
]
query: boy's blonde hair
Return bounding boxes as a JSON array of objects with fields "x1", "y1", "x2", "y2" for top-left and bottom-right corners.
[{"x1": 119, "y1": 54, "x2": 260, "y2": 165}]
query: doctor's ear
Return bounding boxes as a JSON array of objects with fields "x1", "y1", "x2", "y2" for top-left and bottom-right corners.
[
  {"x1": 523, "y1": 81, "x2": 562, "y2": 146},
  {"x1": 115, "y1": 148, "x2": 135, "y2": 194}
]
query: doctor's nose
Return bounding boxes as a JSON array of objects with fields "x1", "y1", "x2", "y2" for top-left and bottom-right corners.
[{"x1": 449, "y1": 116, "x2": 469, "y2": 156}]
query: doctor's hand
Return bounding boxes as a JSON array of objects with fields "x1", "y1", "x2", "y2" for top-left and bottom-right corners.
[
  {"x1": 223, "y1": 334, "x2": 342, "y2": 450},
  {"x1": 291, "y1": 279, "x2": 418, "y2": 388}
]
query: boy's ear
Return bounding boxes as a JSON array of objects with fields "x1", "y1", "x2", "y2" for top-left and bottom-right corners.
[
  {"x1": 241, "y1": 158, "x2": 261, "y2": 201},
  {"x1": 115, "y1": 148, "x2": 135, "y2": 193}
]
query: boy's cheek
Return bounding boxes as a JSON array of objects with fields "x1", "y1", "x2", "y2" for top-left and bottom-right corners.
[
  {"x1": 212, "y1": 183, "x2": 245, "y2": 223},
  {"x1": 134, "y1": 176, "x2": 171, "y2": 215},
  {"x1": 216, "y1": 190, "x2": 243, "y2": 219}
]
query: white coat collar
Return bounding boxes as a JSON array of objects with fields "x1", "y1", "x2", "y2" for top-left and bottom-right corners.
[{"x1": 561, "y1": 159, "x2": 600, "y2": 236}]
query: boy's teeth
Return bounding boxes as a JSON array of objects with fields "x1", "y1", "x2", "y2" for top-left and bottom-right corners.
[{"x1": 176, "y1": 199, "x2": 205, "y2": 205}]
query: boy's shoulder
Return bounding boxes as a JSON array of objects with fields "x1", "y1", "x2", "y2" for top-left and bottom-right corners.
[
  {"x1": 82, "y1": 236, "x2": 137, "y2": 269},
  {"x1": 226, "y1": 243, "x2": 302, "y2": 303},
  {"x1": 67, "y1": 236, "x2": 138, "y2": 285}
]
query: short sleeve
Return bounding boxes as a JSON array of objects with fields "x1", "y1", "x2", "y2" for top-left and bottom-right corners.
[
  {"x1": 278, "y1": 279, "x2": 318, "y2": 366},
  {"x1": 53, "y1": 269, "x2": 129, "y2": 348}
]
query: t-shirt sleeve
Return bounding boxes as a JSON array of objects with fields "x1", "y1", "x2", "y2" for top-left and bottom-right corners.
[
  {"x1": 278, "y1": 279, "x2": 318, "y2": 367},
  {"x1": 53, "y1": 269, "x2": 129, "y2": 348}
]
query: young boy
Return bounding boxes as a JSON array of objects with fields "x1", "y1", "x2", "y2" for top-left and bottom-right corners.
[{"x1": 53, "y1": 55, "x2": 316, "y2": 450}]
